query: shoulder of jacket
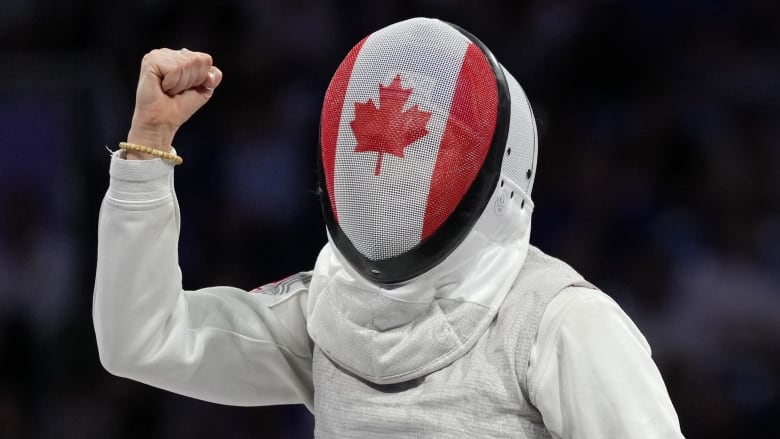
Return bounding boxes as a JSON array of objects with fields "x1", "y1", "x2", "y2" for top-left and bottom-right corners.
[
  {"x1": 249, "y1": 271, "x2": 312, "y2": 307},
  {"x1": 496, "y1": 247, "x2": 600, "y2": 391}
]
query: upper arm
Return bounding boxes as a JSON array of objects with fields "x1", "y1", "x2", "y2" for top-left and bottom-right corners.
[
  {"x1": 141, "y1": 275, "x2": 315, "y2": 408},
  {"x1": 528, "y1": 287, "x2": 684, "y2": 439}
]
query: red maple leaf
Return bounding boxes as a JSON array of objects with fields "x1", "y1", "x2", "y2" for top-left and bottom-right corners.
[{"x1": 350, "y1": 74, "x2": 432, "y2": 176}]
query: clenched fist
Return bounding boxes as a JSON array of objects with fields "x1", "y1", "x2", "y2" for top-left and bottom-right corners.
[{"x1": 126, "y1": 48, "x2": 223, "y2": 159}]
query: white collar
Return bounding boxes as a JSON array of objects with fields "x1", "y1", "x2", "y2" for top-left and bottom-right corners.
[{"x1": 307, "y1": 176, "x2": 533, "y2": 383}]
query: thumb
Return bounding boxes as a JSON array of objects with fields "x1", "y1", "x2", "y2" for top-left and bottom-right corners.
[{"x1": 202, "y1": 66, "x2": 223, "y2": 91}]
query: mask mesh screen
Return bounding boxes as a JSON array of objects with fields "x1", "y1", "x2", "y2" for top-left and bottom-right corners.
[{"x1": 321, "y1": 18, "x2": 499, "y2": 262}]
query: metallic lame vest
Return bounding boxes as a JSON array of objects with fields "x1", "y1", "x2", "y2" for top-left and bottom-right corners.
[{"x1": 311, "y1": 246, "x2": 595, "y2": 438}]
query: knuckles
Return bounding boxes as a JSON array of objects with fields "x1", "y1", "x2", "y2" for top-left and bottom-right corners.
[{"x1": 142, "y1": 48, "x2": 213, "y2": 69}]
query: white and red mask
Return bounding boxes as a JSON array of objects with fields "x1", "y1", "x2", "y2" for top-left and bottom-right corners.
[{"x1": 319, "y1": 17, "x2": 537, "y2": 284}]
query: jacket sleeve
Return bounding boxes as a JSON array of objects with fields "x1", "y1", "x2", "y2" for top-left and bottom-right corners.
[
  {"x1": 93, "y1": 153, "x2": 314, "y2": 410},
  {"x1": 528, "y1": 287, "x2": 684, "y2": 439}
]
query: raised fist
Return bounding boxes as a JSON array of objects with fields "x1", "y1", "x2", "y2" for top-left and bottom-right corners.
[{"x1": 126, "y1": 48, "x2": 223, "y2": 156}]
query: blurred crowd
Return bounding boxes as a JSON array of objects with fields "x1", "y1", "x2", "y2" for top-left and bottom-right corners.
[{"x1": 1, "y1": 0, "x2": 778, "y2": 437}]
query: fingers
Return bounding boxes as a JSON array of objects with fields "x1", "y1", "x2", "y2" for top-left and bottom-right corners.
[
  {"x1": 144, "y1": 48, "x2": 216, "y2": 96},
  {"x1": 131, "y1": 47, "x2": 223, "y2": 140}
]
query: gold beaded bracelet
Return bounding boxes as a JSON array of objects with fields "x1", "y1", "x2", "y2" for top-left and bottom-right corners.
[{"x1": 119, "y1": 142, "x2": 184, "y2": 166}]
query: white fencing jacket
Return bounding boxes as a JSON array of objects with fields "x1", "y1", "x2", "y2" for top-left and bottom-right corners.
[{"x1": 94, "y1": 154, "x2": 684, "y2": 438}]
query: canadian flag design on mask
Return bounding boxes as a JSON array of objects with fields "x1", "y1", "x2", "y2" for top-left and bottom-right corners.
[
  {"x1": 321, "y1": 19, "x2": 498, "y2": 262},
  {"x1": 351, "y1": 75, "x2": 433, "y2": 176}
]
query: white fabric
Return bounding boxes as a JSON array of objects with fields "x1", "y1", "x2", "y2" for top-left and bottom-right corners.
[
  {"x1": 307, "y1": 173, "x2": 533, "y2": 384},
  {"x1": 530, "y1": 287, "x2": 684, "y2": 439},
  {"x1": 94, "y1": 153, "x2": 314, "y2": 409},
  {"x1": 93, "y1": 154, "x2": 683, "y2": 437}
]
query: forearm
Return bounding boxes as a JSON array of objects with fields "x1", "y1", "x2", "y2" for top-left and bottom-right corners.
[{"x1": 93, "y1": 152, "x2": 182, "y2": 375}]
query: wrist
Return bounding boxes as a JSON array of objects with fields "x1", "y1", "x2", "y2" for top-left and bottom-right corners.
[
  {"x1": 119, "y1": 142, "x2": 183, "y2": 165},
  {"x1": 125, "y1": 129, "x2": 175, "y2": 160},
  {"x1": 127, "y1": 121, "x2": 176, "y2": 153}
]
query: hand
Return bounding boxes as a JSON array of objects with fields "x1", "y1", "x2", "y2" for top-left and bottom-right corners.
[{"x1": 126, "y1": 48, "x2": 223, "y2": 159}]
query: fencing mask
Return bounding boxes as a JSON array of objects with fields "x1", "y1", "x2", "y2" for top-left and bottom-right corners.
[{"x1": 318, "y1": 17, "x2": 537, "y2": 284}]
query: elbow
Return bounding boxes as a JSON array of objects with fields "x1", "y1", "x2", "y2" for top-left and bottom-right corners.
[
  {"x1": 98, "y1": 350, "x2": 121, "y2": 377},
  {"x1": 95, "y1": 333, "x2": 132, "y2": 378},
  {"x1": 94, "y1": 321, "x2": 151, "y2": 379},
  {"x1": 94, "y1": 317, "x2": 171, "y2": 382},
  {"x1": 92, "y1": 286, "x2": 181, "y2": 383},
  {"x1": 93, "y1": 299, "x2": 156, "y2": 379},
  {"x1": 96, "y1": 336, "x2": 157, "y2": 381}
]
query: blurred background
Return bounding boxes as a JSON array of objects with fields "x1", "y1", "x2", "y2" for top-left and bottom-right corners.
[{"x1": 1, "y1": 0, "x2": 778, "y2": 437}]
